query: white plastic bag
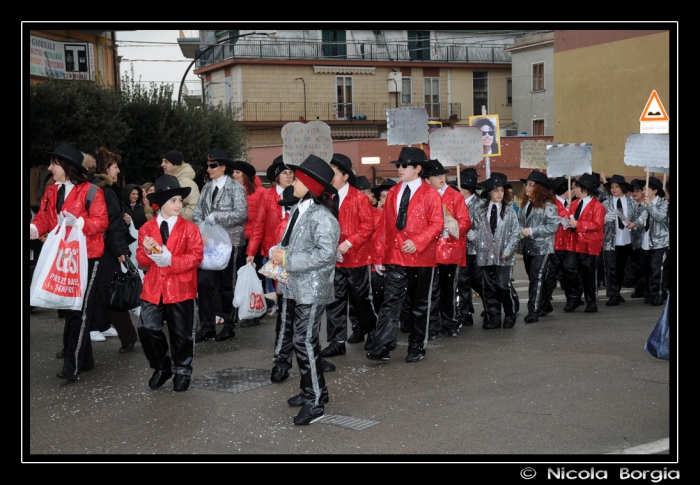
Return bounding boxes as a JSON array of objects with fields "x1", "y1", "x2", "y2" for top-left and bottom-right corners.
[
  {"x1": 233, "y1": 263, "x2": 267, "y2": 320},
  {"x1": 198, "y1": 221, "x2": 232, "y2": 270},
  {"x1": 30, "y1": 221, "x2": 88, "y2": 310}
]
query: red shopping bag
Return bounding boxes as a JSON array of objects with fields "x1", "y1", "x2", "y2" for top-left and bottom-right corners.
[{"x1": 29, "y1": 221, "x2": 88, "y2": 310}]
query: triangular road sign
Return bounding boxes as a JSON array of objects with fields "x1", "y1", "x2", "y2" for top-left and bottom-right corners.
[{"x1": 640, "y1": 90, "x2": 669, "y2": 122}]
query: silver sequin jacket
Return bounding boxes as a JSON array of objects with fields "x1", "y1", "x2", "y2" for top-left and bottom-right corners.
[
  {"x1": 283, "y1": 201, "x2": 340, "y2": 305},
  {"x1": 465, "y1": 194, "x2": 482, "y2": 256},
  {"x1": 474, "y1": 201, "x2": 521, "y2": 267},
  {"x1": 601, "y1": 196, "x2": 642, "y2": 251},
  {"x1": 641, "y1": 198, "x2": 670, "y2": 249},
  {"x1": 193, "y1": 177, "x2": 248, "y2": 247},
  {"x1": 517, "y1": 201, "x2": 559, "y2": 256}
]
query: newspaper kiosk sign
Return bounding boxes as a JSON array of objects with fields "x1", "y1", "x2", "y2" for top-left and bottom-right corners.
[{"x1": 639, "y1": 90, "x2": 669, "y2": 134}]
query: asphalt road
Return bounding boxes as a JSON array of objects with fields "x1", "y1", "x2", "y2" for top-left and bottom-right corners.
[{"x1": 24, "y1": 256, "x2": 675, "y2": 465}]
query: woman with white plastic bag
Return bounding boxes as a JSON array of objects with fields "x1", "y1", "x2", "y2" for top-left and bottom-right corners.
[
  {"x1": 30, "y1": 143, "x2": 109, "y2": 381},
  {"x1": 233, "y1": 263, "x2": 267, "y2": 320}
]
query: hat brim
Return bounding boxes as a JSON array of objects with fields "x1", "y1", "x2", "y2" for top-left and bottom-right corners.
[
  {"x1": 571, "y1": 178, "x2": 599, "y2": 195},
  {"x1": 45, "y1": 150, "x2": 88, "y2": 174},
  {"x1": 148, "y1": 187, "x2": 192, "y2": 208},
  {"x1": 286, "y1": 164, "x2": 338, "y2": 196},
  {"x1": 603, "y1": 181, "x2": 632, "y2": 192}
]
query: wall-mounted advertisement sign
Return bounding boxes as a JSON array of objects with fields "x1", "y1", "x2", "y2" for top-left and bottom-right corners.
[{"x1": 29, "y1": 35, "x2": 96, "y2": 81}]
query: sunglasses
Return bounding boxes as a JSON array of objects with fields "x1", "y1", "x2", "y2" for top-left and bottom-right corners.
[
  {"x1": 481, "y1": 131, "x2": 495, "y2": 137},
  {"x1": 399, "y1": 163, "x2": 417, "y2": 169},
  {"x1": 207, "y1": 162, "x2": 221, "y2": 169}
]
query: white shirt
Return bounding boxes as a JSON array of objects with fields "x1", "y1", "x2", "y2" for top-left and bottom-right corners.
[
  {"x1": 337, "y1": 182, "x2": 349, "y2": 208},
  {"x1": 613, "y1": 196, "x2": 631, "y2": 246},
  {"x1": 395, "y1": 177, "x2": 423, "y2": 214},
  {"x1": 55, "y1": 180, "x2": 75, "y2": 201},
  {"x1": 488, "y1": 201, "x2": 501, "y2": 229},
  {"x1": 575, "y1": 196, "x2": 591, "y2": 217},
  {"x1": 556, "y1": 194, "x2": 570, "y2": 213},
  {"x1": 276, "y1": 184, "x2": 285, "y2": 217},
  {"x1": 156, "y1": 213, "x2": 178, "y2": 235}
]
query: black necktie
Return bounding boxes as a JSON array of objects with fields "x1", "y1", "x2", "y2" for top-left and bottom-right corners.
[
  {"x1": 573, "y1": 201, "x2": 583, "y2": 221},
  {"x1": 563, "y1": 199, "x2": 568, "y2": 209},
  {"x1": 56, "y1": 184, "x2": 65, "y2": 213},
  {"x1": 644, "y1": 211, "x2": 651, "y2": 232},
  {"x1": 526, "y1": 203, "x2": 533, "y2": 218},
  {"x1": 396, "y1": 186, "x2": 411, "y2": 230},
  {"x1": 490, "y1": 204, "x2": 498, "y2": 234},
  {"x1": 212, "y1": 186, "x2": 219, "y2": 203},
  {"x1": 160, "y1": 220, "x2": 169, "y2": 246},
  {"x1": 616, "y1": 198, "x2": 625, "y2": 229},
  {"x1": 281, "y1": 209, "x2": 299, "y2": 247}
]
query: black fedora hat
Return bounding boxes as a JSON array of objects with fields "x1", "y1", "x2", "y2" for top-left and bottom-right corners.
[
  {"x1": 572, "y1": 173, "x2": 599, "y2": 195},
  {"x1": 390, "y1": 147, "x2": 431, "y2": 169},
  {"x1": 45, "y1": 143, "x2": 87, "y2": 174},
  {"x1": 457, "y1": 169, "x2": 479, "y2": 191},
  {"x1": 480, "y1": 173, "x2": 509, "y2": 199},
  {"x1": 231, "y1": 160, "x2": 256, "y2": 181},
  {"x1": 354, "y1": 175, "x2": 371, "y2": 191},
  {"x1": 551, "y1": 177, "x2": 569, "y2": 196},
  {"x1": 287, "y1": 155, "x2": 338, "y2": 196},
  {"x1": 629, "y1": 179, "x2": 645, "y2": 191},
  {"x1": 276, "y1": 185, "x2": 300, "y2": 209},
  {"x1": 519, "y1": 170, "x2": 551, "y2": 189},
  {"x1": 266, "y1": 155, "x2": 289, "y2": 182},
  {"x1": 147, "y1": 174, "x2": 192, "y2": 208},
  {"x1": 204, "y1": 149, "x2": 234, "y2": 168},
  {"x1": 330, "y1": 153, "x2": 356, "y2": 186},
  {"x1": 423, "y1": 160, "x2": 451, "y2": 178},
  {"x1": 603, "y1": 174, "x2": 631, "y2": 192},
  {"x1": 371, "y1": 178, "x2": 397, "y2": 199},
  {"x1": 647, "y1": 176, "x2": 666, "y2": 198}
]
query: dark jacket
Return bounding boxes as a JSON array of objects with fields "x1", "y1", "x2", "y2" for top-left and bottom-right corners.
[
  {"x1": 123, "y1": 184, "x2": 148, "y2": 230},
  {"x1": 92, "y1": 175, "x2": 131, "y2": 287}
]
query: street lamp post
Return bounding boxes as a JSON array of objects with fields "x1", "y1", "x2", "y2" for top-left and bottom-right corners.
[
  {"x1": 295, "y1": 77, "x2": 306, "y2": 121},
  {"x1": 178, "y1": 30, "x2": 276, "y2": 104}
]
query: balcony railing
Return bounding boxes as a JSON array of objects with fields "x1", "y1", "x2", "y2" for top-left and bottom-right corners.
[
  {"x1": 235, "y1": 102, "x2": 460, "y2": 123},
  {"x1": 196, "y1": 40, "x2": 511, "y2": 68}
]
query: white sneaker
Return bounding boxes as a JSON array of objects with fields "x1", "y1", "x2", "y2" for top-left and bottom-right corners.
[
  {"x1": 90, "y1": 331, "x2": 106, "y2": 342},
  {"x1": 102, "y1": 326, "x2": 119, "y2": 338}
]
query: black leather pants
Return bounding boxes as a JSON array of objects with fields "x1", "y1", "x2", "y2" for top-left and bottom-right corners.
[
  {"x1": 481, "y1": 265, "x2": 518, "y2": 323},
  {"x1": 604, "y1": 244, "x2": 632, "y2": 298},
  {"x1": 137, "y1": 298, "x2": 195, "y2": 376},
  {"x1": 429, "y1": 263, "x2": 459, "y2": 333},
  {"x1": 523, "y1": 254, "x2": 551, "y2": 314},
  {"x1": 197, "y1": 246, "x2": 240, "y2": 329},
  {"x1": 544, "y1": 250, "x2": 572, "y2": 301},
  {"x1": 642, "y1": 247, "x2": 669, "y2": 302},
  {"x1": 563, "y1": 251, "x2": 598, "y2": 304},
  {"x1": 273, "y1": 297, "x2": 295, "y2": 370},
  {"x1": 325, "y1": 266, "x2": 377, "y2": 342},
  {"x1": 290, "y1": 301, "x2": 328, "y2": 406},
  {"x1": 457, "y1": 254, "x2": 484, "y2": 320}
]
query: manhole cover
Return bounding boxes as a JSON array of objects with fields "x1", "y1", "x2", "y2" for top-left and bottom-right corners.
[
  {"x1": 315, "y1": 413, "x2": 380, "y2": 430},
  {"x1": 190, "y1": 367, "x2": 298, "y2": 393}
]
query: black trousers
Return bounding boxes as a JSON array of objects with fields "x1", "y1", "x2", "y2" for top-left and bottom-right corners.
[
  {"x1": 642, "y1": 247, "x2": 669, "y2": 302},
  {"x1": 603, "y1": 244, "x2": 632, "y2": 298},
  {"x1": 457, "y1": 254, "x2": 484, "y2": 321},
  {"x1": 273, "y1": 297, "x2": 295, "y2": 371},
  {"x1": 429, "y1": 263, "x2": 459, "y2": 333},
  {"x1": 628, "y1": 247, "x2": 647, "y2": 295},
  {"x1": 137, "y1": 298, "x2": 195, "y2": 376},
  {"x1": 197, "y1": 246, "x2": 241, "y2": 329},
  {"x1": 349, "y1": 270, "x2": 384, "y2": 333},
  {"x1": 563, "y1": 251, "x2": 598, "y2": 305},
  {"x1": 523, "y1": 254, "x2": 551, "y2": 314},
  {"x1": 290, "y1": 301, "x2": 328, "y2": 406},
  {"x1": 480, "y1": 265, "x2": 518, "y2": 323},
  {"x1": 325, "y1": 266, "x2": 377, "y2": 342},
  {"x1": 544, "y1": 250, "x2": 573, "y2": 302},
  {"x1": 60, "y1": 258, "x2": 99, "y2": 378},
  {"x1": 373, "y1": 265, "x2": 436, "y2": 354},
  {"x1": 94, "y1": 284, "x2": 138, "y2": 347}
]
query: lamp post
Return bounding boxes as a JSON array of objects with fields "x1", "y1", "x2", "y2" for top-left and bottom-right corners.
[
  {"x1": 178, "y1": 30, "x2": 276, "y2": 104},
  {"x1": 295, "y1": 77, "x2": 306, "y2": 121}
]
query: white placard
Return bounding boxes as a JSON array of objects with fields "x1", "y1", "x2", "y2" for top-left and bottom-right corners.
[
  {"x1": 428, "y1": 126, "x2": 483, "y2": 167},
  {"x1": 386, "y1": 107, "x2": 429, "y2": 146},
  {"x1": 623, "y1": 134, "x2": 670, "y2": 168},
  {"x1": 520, "y1": 140, "x2": 548, "y2": 169},
  {"x1": 281, "y1": 121, "x2": 333, "y2": 165},
  {"x1": 546, "y1": 143, "x2": 593, "y2": 177}
]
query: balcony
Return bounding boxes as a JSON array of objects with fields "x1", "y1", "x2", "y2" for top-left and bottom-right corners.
[
  {"x1": 196, "y1": 40, "x2": 511, "y2": 68},
  {"x1": 235, "y1": 102, "x2": 461, "y2": 124}
]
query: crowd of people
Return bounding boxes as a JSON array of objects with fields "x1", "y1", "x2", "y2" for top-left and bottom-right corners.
[{"x1": 29, "y1": 143, "x2": 670, "y2": 426}]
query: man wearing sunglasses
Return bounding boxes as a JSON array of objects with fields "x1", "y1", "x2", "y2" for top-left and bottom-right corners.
[
  {"x1": 474, "y1": 118, "x2": 499, "y2": 155},
  {"x1": 160, "y1": 150, "x2": 200, "y2": 222},
  {"x1": 192, "y1": 149, "x2": 248, "y2": 343}
]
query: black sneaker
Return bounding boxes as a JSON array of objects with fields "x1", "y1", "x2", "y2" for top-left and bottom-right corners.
[
  {"x1": 320, "y1": 341, "x2": 346, "y2": 358},
  {"x1": 320, "y1": 358, "x2": 336, "y2": 373},
  {"x1": 366, "y1": 347, "x2": 391, "y2": 361},
  {"x1": 405, "y1": 350, "x2": 425, "y2": 363},
  {"x1": 195, "y1": 327, "x2": 216, "y2": 343},
  {"x1": 270, "y1": 366, "x2": 289, "y2": 383},
  {"x1": 428, "y1": 332, "x2": 442, "y2": 340},
  {"x1": 346, "y1": 330, "x2": 364, "y2": 344},
  {"x1": 293, "y1": 404, "x2": 325, "y2": 425},
  {"x1": 443, "y1": 328, "x2": 459, "y2": 338},
  {"x1": 363, "y1": 332, "x2": 375, "y2": 351}
]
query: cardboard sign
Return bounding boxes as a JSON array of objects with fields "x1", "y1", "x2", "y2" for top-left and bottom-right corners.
[
  {"x1": 281, "y1": 121, "x2": 333, "y2": 165},
  {"x1": 520, "y1": 140, "x2": 548, "y2": 169},
  {"x1": 623, "y1": 134, "x2": 670, "y2": 168},
  {"x1": 546, "y1": 143, "x2": 593, "y2": 177},
  {"x1": 428, "y1": 126, "x2": 483, "y2": 167},
  {"x1": 386, "y1": 107, "x2": 429, "y2": 146}
]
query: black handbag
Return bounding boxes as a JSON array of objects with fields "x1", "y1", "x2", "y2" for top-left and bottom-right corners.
[{"x1": 108, "y1": 258, "x2": 143, "y2": 311}]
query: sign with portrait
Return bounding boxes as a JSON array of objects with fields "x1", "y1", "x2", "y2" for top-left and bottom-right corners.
[
  {"x1": 623, "y1": 134, "x2": 670, "y2": 168},
  {"x1": 520, "y1": 140, "x2": 548, "y2": 169},
  {"x1": 468, "y1": 114, "x2": 501, "y2": 157},
  {"x1": 546, "y1": 143, "x2": 593, "y2": 177},
  {"x1": 428, "y1": 126, "x2": 483, "y2": 167},
  {"x1": 29, "y1": 35, "x2": 96, "y2": 81},
  {"x1": 281, "y1": 121, "x2": 333, "y2": 165},
  {"x1": 386, "y1": 107, "x2": 429, "y2": 146}
]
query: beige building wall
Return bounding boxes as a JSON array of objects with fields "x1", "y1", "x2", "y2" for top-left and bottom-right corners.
[{"x1": 553, "y1": 31, "x2": 670, "y2": 177}]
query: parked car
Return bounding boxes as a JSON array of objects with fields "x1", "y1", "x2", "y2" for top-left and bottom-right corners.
[{"x1": 29, "y1": 205, "x2": 43, "y2": 311}]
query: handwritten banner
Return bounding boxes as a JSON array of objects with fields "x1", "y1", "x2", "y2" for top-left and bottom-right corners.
[
  {"x1": 546, "y1": 143, "x2": 593, "y2": 177},
  {"x1": 520, "y1": 140, "x2": 548, "y2": 169},
  {"x1": 386, "y1": 107, "x2": 429, "y2": 146},
  {"x1": 623, "y1": 134, "x2": 670, "y2": 168},
  {"x1": 427, "y1": 126, "x2": 482, "y2": 167},
  {"x1": 281, "y1": 121, "x2": 333, "y2": 165}
]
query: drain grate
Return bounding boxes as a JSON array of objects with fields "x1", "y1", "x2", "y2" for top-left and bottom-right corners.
[
  {"x1": 314, "y1": 413, "x2": 380, "y2": 430},
  {"x1": 395, "y1": 340, "x2": 442, "y2": 349},
  {"x1": 190, "y1": 367, "x2": 297, "y2": 394}
]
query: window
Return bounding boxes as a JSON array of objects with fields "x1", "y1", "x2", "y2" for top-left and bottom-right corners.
[
  {"x1": 533, "y1": 119, "x2": 544, "y2": 136},
  {"x1": 424, "y1": 77, "x2": 440, "y2": 118},
  {"x1": 532, "y1": 62, "x2": 544, "y2": 92},
  {"x1": 408, "y1": 31, "x2": 430, "y2": 60},
  {"x1": 322, "y1": 30, "x2": 347, "y2": 59},
  {"x1": 401, "y1": 77, "x2": 412, "y2": 104},
  {"x1": 506, "y1": 77, "x2": 512, "y2": 106},
  {"x1": 336, "y1": 76, "x2": 353, "y2": 119},
  {"x1": 473, "y1": 71, "x2": 488, "y2": 116}
]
